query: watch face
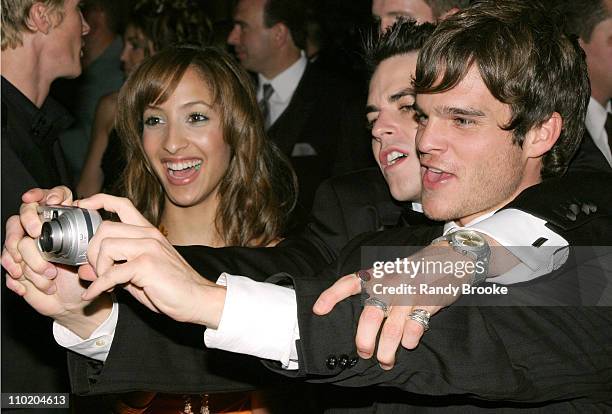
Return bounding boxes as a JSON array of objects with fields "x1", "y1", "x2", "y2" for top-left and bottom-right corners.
[{"x1": 453, "y1": 230, "x2": 485, "y2": 248}]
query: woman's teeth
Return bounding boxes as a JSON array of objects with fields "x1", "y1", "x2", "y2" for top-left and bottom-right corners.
[
  {"x1": 165, "y1": 160, "x2": 202, "y2": 178},
  {"x1": 165, "y1": 160, "x2": 202, "y2": 171}
]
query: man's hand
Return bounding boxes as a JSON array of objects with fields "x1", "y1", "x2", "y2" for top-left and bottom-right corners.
[
  {"x1": 313, "y1": 270, "x2": 444, "y2": 369},
  {"x1": 77, "y1": 194, "x2": 226, "y2": 328},
  {"x1": 313, "y1": 244, "x2": 480, "y2": 369},
  {"x1": 19, "y1": 186, "x2": 74, "y2": 238},
  {"x1": 314, "y1": 237, "x2": 520, "y2": 369}
]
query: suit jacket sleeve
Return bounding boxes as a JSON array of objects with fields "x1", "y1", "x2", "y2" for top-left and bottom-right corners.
[
  {"x1": 176, "y1": 236, "x2": 329, "y2": 283},
  {"x1": 262, "y1": 223, "x2": 612, "y2": 404},
  {"x1": 67, "y1": 239, "x2": 328, "y2": 395}
]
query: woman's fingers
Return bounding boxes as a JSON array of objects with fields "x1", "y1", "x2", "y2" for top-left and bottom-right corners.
[
  {"x1": 21, "y1": 186, "x2": 73, "y2": 206},
  {"x1": 76, "y1": 194, "x2": 151, "y2": 227},
  {"x1": 87, "y1": 221, "x2": 164, "y2": 270}
]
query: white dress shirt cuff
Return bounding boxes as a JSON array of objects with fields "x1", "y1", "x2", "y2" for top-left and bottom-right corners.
[
  {"x1": 466, "y1": 209, "x2": 569, "y2": 284},
  {"x1": 53, "y1": 296, "x2": 118, "y2": 362},
  {"x1": 204, "y1": 273, "x2": 300, "y2": 370}
]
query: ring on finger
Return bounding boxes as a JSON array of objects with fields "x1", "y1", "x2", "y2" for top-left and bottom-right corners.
[
  {"x1": 364, "y1": 297, "x2": 390, "y2": 318},
  {"x1": 354, "y1": 269, "x2": 372, "y2": 293},
  {"x1": 408, "y1": 308, "x2": 431, "y2": 331}
]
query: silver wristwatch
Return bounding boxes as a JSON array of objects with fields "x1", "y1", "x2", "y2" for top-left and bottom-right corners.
[{"x1": 432, "y1": 229, "x2": 491, "y2": 285}]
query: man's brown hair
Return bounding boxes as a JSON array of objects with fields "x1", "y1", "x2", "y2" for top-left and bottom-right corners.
[
  {"x1": 415, "y1": 0, "x2": 590, "y2": 178},
  {"x1": 1, "y1": 0, "x2": 65, "y2": 50}
]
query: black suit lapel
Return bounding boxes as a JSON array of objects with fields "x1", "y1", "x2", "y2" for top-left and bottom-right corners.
[{"x1": 267, "y1": 63, "x2": 317, "y2": 155}]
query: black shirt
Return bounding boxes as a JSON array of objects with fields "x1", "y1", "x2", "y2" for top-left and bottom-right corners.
[
  {"x1": 1, "y1": 76, "x2": 73, "y2": 231},
  {"x1": 1, "y1": 76, "x2": 73, "y2": 404}
]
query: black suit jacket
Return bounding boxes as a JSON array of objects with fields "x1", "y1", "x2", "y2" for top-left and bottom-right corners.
[
  {"x1": 569, "y1": 129, "x2": 611, "y2": 172},
  {"x1": 66, "y1": 172, "x2": 612, "y2": 411},
  {"x1": 302, "y1": 167, "x2": 405, "y2": 264},
  {"x1": 266, "y1": 63, "x2": 373, "y2": 216}
]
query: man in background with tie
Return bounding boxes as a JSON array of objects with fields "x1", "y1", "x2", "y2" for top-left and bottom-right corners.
[
  {"x1": 227, "y1": 0, "x2": 372, "y2": 221},
  {"x1": 560, "y1": 0, "x2": 612, "y2": 170}
]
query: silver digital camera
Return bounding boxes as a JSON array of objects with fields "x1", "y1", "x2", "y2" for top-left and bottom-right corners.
[{"x1": 37, "y1": 206, "x2": 102, "y2": 266}]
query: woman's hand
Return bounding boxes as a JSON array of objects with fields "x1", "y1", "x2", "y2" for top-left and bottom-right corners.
[{"x1": 1, "y1": 186, "x2": 112, "y2": 339}]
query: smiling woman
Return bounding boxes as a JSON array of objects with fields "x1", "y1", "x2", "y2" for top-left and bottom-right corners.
[
  {"x1": 139, "y1": 67, "x2": 233, "y2": 246},
  {"x1": 111, "y1": 45, "x2": 297, "y2": 413},
  {"x1": 117, "y1": 46, "x2": 297, "y2": 248},
  {"x1": 76, "y1": 0, "x2": 214, "y2": 199}
]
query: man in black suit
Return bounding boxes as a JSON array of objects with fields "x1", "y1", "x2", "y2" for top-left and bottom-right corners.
[
  {"x1": 303, "y1": 21, "x2": 439, "y2": 263},
  {"x1": 1, "y1": 0, "x2": 89, "y2": 408},
  {"x1": 561, "y1": 0, "x2": 612, "y2": 170},
  {"x1": 227, "y1": 0, "x2": 372, "y2": 215},
  {"x1": 303, "y1": 1, "x2": 473, "y2": 256},
  {"x1": 4, "y1": 3, "x2": 611, "y2": 409},
  {"x1": 314, "y1": 0, "x2": 473, "y2": 258}
]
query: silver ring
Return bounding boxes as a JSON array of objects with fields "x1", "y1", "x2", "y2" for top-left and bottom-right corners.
[
  {"x1": 364, "y1": 297, "x2": 390, "y2": 318},
  {"x1": 354, "y1": 269, "x2": 371, "y2": 293},
  {"x1": 408, "y1": 309, "x2": 431, "y2": 331}
]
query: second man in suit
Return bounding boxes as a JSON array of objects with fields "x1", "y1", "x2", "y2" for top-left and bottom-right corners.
[
  {"x1": 227, "y1": 0, "x2": 373, "y2": 216},
  {"x1": 562, "y1": 0, "x2": 612, "y2": 170}
]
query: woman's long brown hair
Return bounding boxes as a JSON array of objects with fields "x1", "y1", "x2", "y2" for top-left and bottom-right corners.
[{"x1": 116, "y1": 46, "x2": 297, "y2": 247}]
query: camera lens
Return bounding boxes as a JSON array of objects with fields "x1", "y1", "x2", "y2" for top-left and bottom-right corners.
[
  {"x1": 39, "y1": 221, "x2": 63, "y2": 253},
  {"x1": 39, "y1": 222, "x2": 54, "y2": 252}
]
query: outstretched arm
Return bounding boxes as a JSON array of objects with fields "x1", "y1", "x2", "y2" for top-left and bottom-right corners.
[{"x1": 314, "y1": 171, "x2": 612, "y2": 368}]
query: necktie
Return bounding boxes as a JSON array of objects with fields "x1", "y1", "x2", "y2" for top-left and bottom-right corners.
[
  {"x1": 605, "y1": 111, "x2": 612, "y2": 154},
  {"x1": 259, "y1": 83, "x2": 274, "y2": 128}
]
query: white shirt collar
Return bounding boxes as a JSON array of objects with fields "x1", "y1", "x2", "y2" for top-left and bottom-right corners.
[
  {"x1": 585, "y1": 97, "x2": 612, "y2": 140},
  {"x1": 443, "y1": 210, "x2": 497, "y2": 235},
  {"x1": 411, "y1": 202, "x2": 423, "y2": 213},
  {"x1": 258, "y1": 51, "x2": 308, "y2": 103}
]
